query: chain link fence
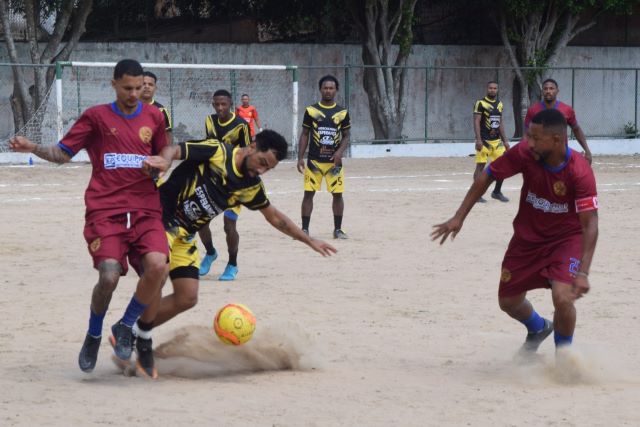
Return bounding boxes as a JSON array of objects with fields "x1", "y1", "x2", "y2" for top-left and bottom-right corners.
[{"x1": 2, "y1": 63, "x2": 639, "y2": 153}]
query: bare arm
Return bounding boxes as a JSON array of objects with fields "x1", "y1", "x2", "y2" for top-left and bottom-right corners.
[
  {"x1": 572, "y1": 210, "x2": 598, "y2": 297},
  {"x1": 431, "y1": 170, "x2": 494, "y2": 244},
  {"x1": 297, "y1": 127, "x2": 310, "y2": 174},
  {"x1": 260, "y1": 204, "x2": 337, "y2": 257},
  {"x1": 254, "y1": 109, "x2": 262, "y2": 130},
  {"x1": 499, "y1": 118, "x2": 510, "y2": 149},
  {"x1": 473, "y1": 113, "x2": 483, "y2": 151},
  {"x1": 572, "y1": 125, "x2": 592, "y2": 164},
  {"x1": 9, "y1": 136, "x2": 70, "y2": 164},
  {"x1": 331, "y1": 128, "x2": 350, "y2": 167}
]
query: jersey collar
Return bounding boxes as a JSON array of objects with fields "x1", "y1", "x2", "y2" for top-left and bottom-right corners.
[
  {"x1": 319, "y1": 102, "x2": 336, "y2": 109},
  {"x1": 540, "y1": 100, "x2": 560, "y2": 110},
  {"x1": 542, "y1": 146, "x2": 572, "y2": 173},
  {"x1": 111, "y1": 101, "x2": 142, "y2": 119},
  {"x1": 218, "y1": 112, "x2": 236, "y2": 127}
]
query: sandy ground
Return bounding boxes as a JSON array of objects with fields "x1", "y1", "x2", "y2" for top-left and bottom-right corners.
[{"x1": 1, "y1": 155, "x2": 639, "y2": 426}]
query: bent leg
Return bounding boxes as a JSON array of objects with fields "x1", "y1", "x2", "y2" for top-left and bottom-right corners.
[
  {"x1": 498, "y1": 292, "x2": 533, "y2": 321},
  {"x1": 153, "y1": 277, "x2": 199, "y2": 327},
  {"x1": 551, "y1": 280, "x2": 577, "y2": 345},
  {"x1": 198, "y1": 224, "x2": 216, "y2": 255}
]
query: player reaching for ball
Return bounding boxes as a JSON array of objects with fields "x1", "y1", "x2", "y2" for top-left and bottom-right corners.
[
  {"x1": 139, "y1": 129, "x2": 337, "y2": 345},
  {"x1": 431, "y1": 109, "x2": 598, "y2": 355}
]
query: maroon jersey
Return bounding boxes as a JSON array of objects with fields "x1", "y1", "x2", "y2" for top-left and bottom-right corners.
[
  {"x1": 58, "y1": 102, "x2": 168, "y2": 221},
  {"x1": 524, "y1": 101, "x2": 578, "y2": 130},
  {"x1": 487, "y1": 142, "x2": 598, "y2": 244}
]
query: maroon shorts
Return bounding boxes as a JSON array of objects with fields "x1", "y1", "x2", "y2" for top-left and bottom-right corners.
[
  {"x1": 498, "y1": 235, "x2": 582, "y2": 298},
  {"x1": 83, "y1": 211, "x2": 169, "y2": 276}
]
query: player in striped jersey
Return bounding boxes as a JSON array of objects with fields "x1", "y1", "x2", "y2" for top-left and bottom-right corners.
[
  {"x1": 198, "y1": 89, "x2": 251, "y2": 281},
  {"x1": 141, "y1": 71, "x2": 172, "y2": 145}
]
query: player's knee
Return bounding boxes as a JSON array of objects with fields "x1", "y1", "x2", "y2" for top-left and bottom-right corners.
[
  {"x1": 143, "y1": 258, "x2": 169, "y2": 281},
  {"x1": 223, "y1": 221, "x2": 237, "y2": 234},
  {"x1": 178, "y1": 292, "x2": 198, "y2": 310},
  {"x1": 498, "y1": 296, "x2": 519, "y2": 314},
  {"x1": 552, "y1": 290, "x2": 575, "y2": 312}
]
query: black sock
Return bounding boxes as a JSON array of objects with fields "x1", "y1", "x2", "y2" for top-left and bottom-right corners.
[
  {"x1": 137, "y1": 320, "x2": 153, "y2": 332},
  {"x1": 302, "y1": 216, "x2": 310, "y2": 230},
  {"x1": 493, "y1": 180, "x2": 503, "y2": 194},
  {"x1": 334, "y1": 215, "x2": 343, "y2": 230},
  {"x1": 228, "y1": 254, "x2": 237, "y2": 267},
  {"x1": 203, "y1": 241, "x2": 216, "y2": 256}
]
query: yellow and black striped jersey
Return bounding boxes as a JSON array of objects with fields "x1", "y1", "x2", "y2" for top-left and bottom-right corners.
[
  {"x1": 204, "y1": 113, "x2": 250, "y2": 148},
  {"x1": 473, "y1": 96, "x2": 503, "y2": 142},
  {"x1": 302, "y1": 102, "x2": 350, "y2": 162},
  {"x1": 160, "y1": 139, "x2": 269, "y2": 233},
  {"x1": 151, "y1": 99, "x2": 172, "y2": 131}
]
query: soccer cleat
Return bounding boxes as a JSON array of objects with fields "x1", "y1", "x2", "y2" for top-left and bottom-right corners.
[
  {"x1": 491, "y1": 192, "x2": 509, "y2": 202},
  {"x1": 135, "y1": 337, "x2": 158, "y2": 379},
  {"x1": 477, "y1": 197, "x2": 487, "y2": 203},
  {"x1": 78, "y1": 334, "x2": 101, "y2": 373},
  {"x1": 333, "y1": 229, "x2": 348, "y2": 239},
  {"x1": 520, "y1": 318, "x2": 554, "y2": 353},
  {"x1": 109, "y1": 321, "x2": 134, "y2": 361},
  {"x1": 302, "y1": 229, "x2": 309, "y2": 236},
  {"x1": 219, "y1": 264, "x2": 239, "y2": 281},
  {"x1": 199, "y1": 251, "x2": 218, "y2": 276}
]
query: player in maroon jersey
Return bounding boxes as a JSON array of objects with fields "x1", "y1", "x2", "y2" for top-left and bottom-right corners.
[
  {"x1": 524, "y1": 78, "x2": 592, "y2": 164},
  {"x1": 10, "y1": 59, "x2": 169, "y2": 378},
  {"x1": 432, "y1": 109, "x2": 598, "y2": 354}
]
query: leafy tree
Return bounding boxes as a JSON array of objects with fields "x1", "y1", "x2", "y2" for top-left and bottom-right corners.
[
  {"x1": 347, "y1": 0, "x2": 418, "y2": 142},
  {"x1": 492, "y1": 0, "x2": 639, "y2": 136},
  {"x1": 0, "y1": 0, "x2": 92, "y2": 139}
]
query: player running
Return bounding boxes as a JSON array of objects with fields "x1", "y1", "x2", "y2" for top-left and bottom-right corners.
[
  {"x1": 198, "y1": 89, "x2": 251, "y2": 281},
  {"x1": 432, "y1": 109, "x2": 598, "y2": 355},
  {"x1": 140, "y1": 130, "x2": 336, "y2": 338},
  {"x1": 297, "y1": 75, "x2": 351, "y2": 239}
]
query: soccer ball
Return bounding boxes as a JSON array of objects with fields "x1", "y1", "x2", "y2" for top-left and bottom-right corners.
[{"x1": 213, "y1": 303, "x2": 256, "y2": 345}]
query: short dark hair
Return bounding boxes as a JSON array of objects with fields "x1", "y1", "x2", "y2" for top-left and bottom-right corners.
[
  {"x1": 542, "y1": 78, "x2": 558, "y2": 88},
  {"x1": 319, "y1": 75, "x2": 339, "y2": 90},
  {"x1": 114, "y1": 59, "x2": 143, "y2": 80},
  {"x1": 255, "y1": 129, "x2": 288, "y2": 161},
  {"x1": 531, "y1": 108, "x2": 567, "y2": 132},
  {"x1": 487, "y1": 80, "x2": 498, "y2": 86},
  {"x1": 241, "y1": 93, "x2": 249, "y2": 98},
  {"x1": 213, "y1": 89, "x2": 232, "y2": 99},
  {"x1": 143, "y1": 71, "x2": 157, "y2": 82}
]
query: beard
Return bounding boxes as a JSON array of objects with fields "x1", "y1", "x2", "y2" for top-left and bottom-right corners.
[{"x1": 240, "y1": 155, "x2": 252, "y2": 177}]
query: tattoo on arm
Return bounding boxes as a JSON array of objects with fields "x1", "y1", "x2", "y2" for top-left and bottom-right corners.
[{"x1": 33, "y1": 145, "x2": 71, "y2": 164}]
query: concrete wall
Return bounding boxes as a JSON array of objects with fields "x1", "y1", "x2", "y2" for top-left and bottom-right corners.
[{"x1": 2, "y1": 43, "x2": 640, "y2": 147}]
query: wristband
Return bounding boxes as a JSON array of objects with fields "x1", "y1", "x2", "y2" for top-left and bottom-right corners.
[{"x1": 576, "y1": 271, "x2": 588, "y2": 277}]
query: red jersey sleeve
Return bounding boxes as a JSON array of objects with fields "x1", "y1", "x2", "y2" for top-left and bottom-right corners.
[
  {"x1": 572, "y1": 158, "x2": 598, "y2": 212},
  {"x1": 251, "y1": 106, "x2": 259, "y2": 121},
  {"x1": 58, "y1": 109, "x2": 96, "y2": 156},
  {"x1": 566, "y1": 105, "x2": 578, "y2": 128},
  {"x1": 487, "y1": 141, "x2": 527, "y2": 180},
  {"x1": 524, "y1": 107, "x2": 534, "y2": 130}
]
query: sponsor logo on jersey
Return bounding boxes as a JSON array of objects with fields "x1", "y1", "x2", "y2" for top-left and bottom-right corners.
[
  {"x1": 139, "y1": 126, "x2": 153, "y2": 144},
  {"x1": 553, "y1": 181, "x2": 567, "y2": 196},
  {"x1": 526, "y1": 191, "x2": 568, "y2": 213},
  {"x1": 569, "y1": 257, "x2": 581, "y2": 275},
  {"x1": 104, "y1": 153, "x2": 146, "y2": 169},
  {"x1": 500, "y1": 268, "x2": 511, "y2": 283}
]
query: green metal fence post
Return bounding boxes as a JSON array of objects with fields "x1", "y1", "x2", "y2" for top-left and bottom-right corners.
[
  {"x1": 169, "y1": 68, "x2": 175, "y2": 134},
  {"x1": 424, "y1": 67, "x2": 429, "y2": 142},
  {"x1": 571, "y1": 68, "x2": 575, "y2": 139},
  {"x1": 230, "y1": 70, "x2": 237, "y2": 106},
  {"x1": 635, "y1": 69, "x2": 638, "y2": 132},
  {"x1": 344, "y1": 63, "x2": 350, "y2": 111}
]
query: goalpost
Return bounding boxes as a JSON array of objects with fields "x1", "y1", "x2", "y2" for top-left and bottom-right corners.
[{"x1": 53, "y1": 61, "x2": 299, "y2": 154}]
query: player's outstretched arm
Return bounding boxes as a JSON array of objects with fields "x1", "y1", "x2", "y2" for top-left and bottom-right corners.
[
  {"x1": 431, "y1": 170, "x2": 494, "y2": 245},
  {"x1": 9, "y1": 136, "x2": 70, "y2": 164},
  {"x1": 259, "y1": 204, "x2": 337, "y2": 257}
]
